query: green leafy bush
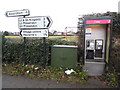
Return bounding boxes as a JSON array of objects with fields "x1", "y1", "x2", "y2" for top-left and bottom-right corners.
[
  {"x1": 71, "y1": 69, "x2": 88, "y2": 80},
  {"x1": 109, "y1": 39, "x2": 120, "y2": 73},
  {"x1": 105, "y1": 72, "x2": 118, "y2": 87}
]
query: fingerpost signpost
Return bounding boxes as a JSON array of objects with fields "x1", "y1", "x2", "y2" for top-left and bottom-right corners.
[{"x1": 5, "y1": 9, "x2": 53, "y2": 67}]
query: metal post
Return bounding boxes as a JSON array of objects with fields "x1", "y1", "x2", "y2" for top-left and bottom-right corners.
[
  {"x1": 23, "y1": 16, "x2": 27, "y2": 64},
  {"x1": 23, "y1": 37, "x2": 27, "y2": 64},
  {"x1": 43, "y1": 37, "x2": 46, "y2": 68}
]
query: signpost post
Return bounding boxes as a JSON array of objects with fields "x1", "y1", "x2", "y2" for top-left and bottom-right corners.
[{"x1": 23, "y1": 16, "x2": 27, "y2": 64}]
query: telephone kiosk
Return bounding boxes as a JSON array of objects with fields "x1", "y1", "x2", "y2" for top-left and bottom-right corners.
[{"x1": 83, "y1": 16, "x2": 112, "y2": 76}]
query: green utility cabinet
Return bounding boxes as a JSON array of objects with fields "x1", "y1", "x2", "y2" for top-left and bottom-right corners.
[{"x1": 51, "y1": 45, "x2": 78, "y2": 68}]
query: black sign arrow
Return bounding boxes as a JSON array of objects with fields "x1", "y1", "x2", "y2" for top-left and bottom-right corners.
[
  {"x1": 20, "y1": 30, "x2": 22, "y2": 36},
  {"x1": 46, "y1": 17, "x2": 52, "y2": 28}
]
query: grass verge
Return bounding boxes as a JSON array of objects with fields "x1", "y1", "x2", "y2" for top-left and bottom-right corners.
[{"x1": 2, "y1": 62, "x2": 88, "y2": 83}]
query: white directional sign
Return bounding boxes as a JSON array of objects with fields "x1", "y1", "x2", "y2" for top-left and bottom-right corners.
[
  {"x1": 18, "y1": 16, "x2": 52, "y2": 29},
  {"x1": 20, "y1": 29, "x2": 48, "y2": 37},
  {"x1": 6, "y1": 9, "x2": 30, "y2": 17}
]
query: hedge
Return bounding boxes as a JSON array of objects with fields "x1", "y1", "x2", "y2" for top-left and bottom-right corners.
[
  {"x1": 2, "y1": 37, "x2": 77, "y2": 66},
  {"x1": 2, "y1": 36, "x2": 120, "y2": 73}
]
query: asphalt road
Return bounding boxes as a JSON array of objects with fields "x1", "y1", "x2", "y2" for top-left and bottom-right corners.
[{"x1": 2, "y1": 74, "x2": 111, "y2": 88}]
